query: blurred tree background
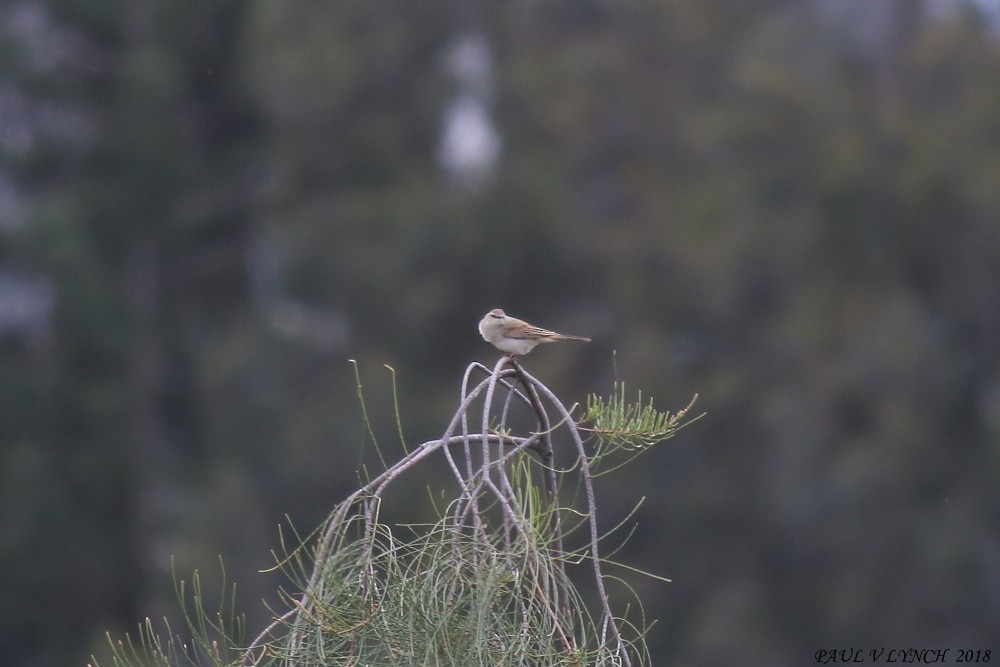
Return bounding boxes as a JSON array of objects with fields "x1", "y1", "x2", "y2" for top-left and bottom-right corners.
[{"x1": 1, "y1": 0, "x2": 999, "y2": 665}]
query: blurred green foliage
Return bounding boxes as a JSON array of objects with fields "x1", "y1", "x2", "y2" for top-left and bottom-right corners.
[{"x1": 1, "y1": 1, "x2": 999, "y2": 665}]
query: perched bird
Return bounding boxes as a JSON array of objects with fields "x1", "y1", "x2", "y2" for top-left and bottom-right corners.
[{"x1": 478, "y1": 308, "x2": 591, "y2": 356}]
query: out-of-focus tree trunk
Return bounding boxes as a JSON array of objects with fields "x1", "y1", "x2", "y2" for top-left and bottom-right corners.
[
  {"x1": 871, "y1": 0, "x2": 924, "y2": 120},
  {"x1": 126, "y1": 233, "x2": 185, "y2": 622}
]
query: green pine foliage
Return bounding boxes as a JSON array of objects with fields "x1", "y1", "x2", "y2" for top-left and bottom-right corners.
[
  {"x1": 582, "y1": 383, "x2": 701, "y2": 455},
  {"x1": 94, "y1": 360, "x2": 691, "y2": 666}
]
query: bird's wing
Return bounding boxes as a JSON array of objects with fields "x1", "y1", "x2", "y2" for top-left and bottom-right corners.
[{"x1": 502, "y1": 319, "x2": 559, "y2": 339}]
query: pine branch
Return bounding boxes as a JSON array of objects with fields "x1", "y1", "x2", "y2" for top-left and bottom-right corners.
[
  {"x1": 96, "y1": 359, "x2": 701, "y2": 667},
  {"x1": 580, "y1": 383, "x2": 702, "y2": 452}
]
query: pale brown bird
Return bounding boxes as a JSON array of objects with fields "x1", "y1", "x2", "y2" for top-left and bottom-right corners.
[{"x1": 478, "y1": 308, "x2": 591, "y2": 355}]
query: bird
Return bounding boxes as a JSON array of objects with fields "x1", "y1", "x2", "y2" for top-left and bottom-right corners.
[{"x1": 478, "y1": 308, "x2": 591, "y2": 356}]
